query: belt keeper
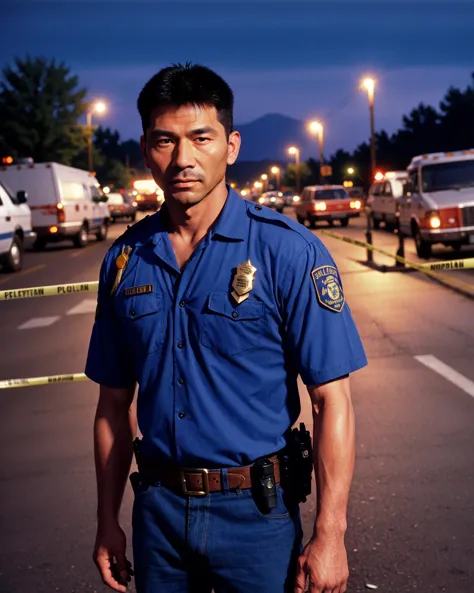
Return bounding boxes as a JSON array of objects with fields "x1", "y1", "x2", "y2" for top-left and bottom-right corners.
[{"x1": 221, "y1": 468, "x2": 229, "y2": 494}]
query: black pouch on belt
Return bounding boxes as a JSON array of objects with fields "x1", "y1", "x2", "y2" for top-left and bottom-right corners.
[{"x1": 250, "y1": 458, "x2": 278, "y2": 514}]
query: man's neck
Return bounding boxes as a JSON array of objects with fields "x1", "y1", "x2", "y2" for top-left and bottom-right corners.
[{"x1": 164, "y1": 179, "x2": 229, "y2": 245}]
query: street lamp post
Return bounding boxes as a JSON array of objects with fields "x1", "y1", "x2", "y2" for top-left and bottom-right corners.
[
  {"x1": 308, "y1": 121, "x2": 325, "y2": 184},
  {"x1": 271, "y1": 166, "x2": 281, "y2": 190},
  {"x1": 261, "y1": 173, "x2": 268, "y2": 191},
  {"x1": 86, "y1": 101, "x2": 106, "y2": 173},
  {"x1": 361, "y1": 78, "x2": 376, "y2": 181},
  {"x1": 288, "y1": 146, "x2": 301, "y2": 194}
]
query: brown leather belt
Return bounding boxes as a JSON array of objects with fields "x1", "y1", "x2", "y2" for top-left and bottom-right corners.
[{"x1": 136, "y1": 454, "x2": 281, "y2": 497}]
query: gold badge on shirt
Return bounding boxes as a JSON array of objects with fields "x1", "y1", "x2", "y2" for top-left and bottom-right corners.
[
  {"x1": 111, "y1": 245, "x2": 132, "y2": 296},
  {"x1": 231, "y1": 259, "x2": 257, "y2": 305}
]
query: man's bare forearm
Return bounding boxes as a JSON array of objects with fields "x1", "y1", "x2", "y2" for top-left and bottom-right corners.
[
  {"x1": 309, "y1": 376, "x2": 355, "y2": 537},
  {"x1": 94, "y1": 385, "x2": 136, "y2": 526}
]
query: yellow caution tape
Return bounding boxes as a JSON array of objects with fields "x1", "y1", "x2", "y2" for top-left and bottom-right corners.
[
  {"x1": 0, "y1": 281, "x2": 98, "y2": 301},
  {"x1": 0, "y1": 372, "x2": 88, "y2": 390},
  {"x1": 319, "y1": 229, "x2": 474, "y2": 272},
  {"x1": 318, "y1": 229, "x2": 474, "y2": 295}
]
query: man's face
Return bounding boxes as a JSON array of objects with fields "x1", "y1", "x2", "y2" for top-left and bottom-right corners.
[{"x1": 141, "y1": 104, "x2": 240, "y2": 207}]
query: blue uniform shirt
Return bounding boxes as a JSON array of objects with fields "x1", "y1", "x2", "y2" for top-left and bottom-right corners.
[{"x1": 86, "y1": 188, "x2": 367, "y2": 468}]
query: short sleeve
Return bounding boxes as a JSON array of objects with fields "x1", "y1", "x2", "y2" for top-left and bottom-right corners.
[
  {"x1": 85, "y1": 251, "x2": 136, "y2": 388},
  {"x1": 281, "y1": 240, "x2": 367, "y2": 386}
]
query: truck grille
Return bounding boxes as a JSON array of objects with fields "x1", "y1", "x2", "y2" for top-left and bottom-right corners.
[{"x1": 462, "y1": 206, "x2": 474, "y2": 227}]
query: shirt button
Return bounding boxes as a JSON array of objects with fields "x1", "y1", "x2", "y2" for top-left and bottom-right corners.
[
  {"x1": 130, "y1": 309, "x2": 136, "y2": 317},
  {"x1": 255, "y1": 206, "x2": 262, "y2": 211},
  {"x1": 178, "y1": 412, "x2": 185, "y2": 419},
  {"x1": 179, "y1": 300, "x2": 186, "y2": 308},
  {"x1": 232, "y1": 311, "x2": 239, "y2": 319},
  {"x1": 177, "y1": 341, "x2": 184, "y2": 349},
  {"x1": 178, "y1": 377, "x2": 185, "y2": 385}
]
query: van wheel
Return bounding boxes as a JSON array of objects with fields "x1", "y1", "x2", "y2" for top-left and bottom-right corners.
[
  {"x1": 414, "y1": 225, "x2": 432, "y2": 258},
  {"x1": 340, "y1": 218, "x2": 349, "y2": 227},
  {"x1": 130, "y1": 213, "x2": 136, "y2": 222},
  {"x1": 371, "y1": 214, "x2": 381, "y2": 230},
  {"x1": 74, "y1": 224, "x2": 88, "y2": 248},
  {"x1": 96, "y1": 222, "x2": 108, "y2": 242},
  {"x1": 296, "y1": 214, "x2": 305, "y2": 225},
  {"x1": 4, "y1": 235, "x2": 23, "y2": 272}
]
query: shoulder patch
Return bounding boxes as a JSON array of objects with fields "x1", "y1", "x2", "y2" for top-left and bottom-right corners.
[{"x1": 311, "y1": 265, "x2": 345, "y2": 312}]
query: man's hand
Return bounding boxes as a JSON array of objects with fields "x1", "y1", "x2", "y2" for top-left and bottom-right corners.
[
  {"x1": 93, "y1": 522, "x2": 134, "y2": 592},
  {"x1": 294, "y1": 534, "x2": 349, "y2": 593}
]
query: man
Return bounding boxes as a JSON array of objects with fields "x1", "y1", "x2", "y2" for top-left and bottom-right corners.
[{"x1": 86, "y1": 63, "x2": 367, "y2": 593}]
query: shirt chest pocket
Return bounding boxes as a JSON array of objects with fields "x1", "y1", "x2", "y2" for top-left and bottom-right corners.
[
  {"x1": 201, "y1": 292, "x2": 264, "y2": 357},
  {"x1": 115, "y1": 293, "x2": 164, "y2": 357}
]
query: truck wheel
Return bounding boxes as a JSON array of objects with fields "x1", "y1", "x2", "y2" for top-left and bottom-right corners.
[
  {"x1": 309, "y1": 217, "x2": 317, "y2": 229},
  {"x1": 73, "y1": 224, "x2": 88, "y2": 248},
  {"x1": 96, "y1": 221, "x2": 108, "y2": 242},
  {"x1": 296, "y1": 214, "x2": 305, "y2": 225},
  {"x1": 414, "y1": 225, "x2": 432, "y2": 259},
  {"x1": 4, "y1": 234, "x2": 23, "y2": 272}
]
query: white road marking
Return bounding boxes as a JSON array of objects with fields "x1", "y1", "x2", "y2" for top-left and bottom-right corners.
[
  {"x1": 18, "y1": 316, "x2": 60, "y2": 330},
  {"x1": 415, "y1": 355, "x2": 474, "y2": 399},
  {"x1": 66, "y1": 299, "x2": 97, "y2": 316}
]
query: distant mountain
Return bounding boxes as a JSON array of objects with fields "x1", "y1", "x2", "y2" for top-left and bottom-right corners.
[{"x1": 235, "y1": 113, "x2": 316, "y2": 162}]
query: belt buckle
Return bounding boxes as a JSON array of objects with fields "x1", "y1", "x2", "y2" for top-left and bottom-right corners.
[{"x1": 180, "y1": 468, "x2": 209, "y2": 496}]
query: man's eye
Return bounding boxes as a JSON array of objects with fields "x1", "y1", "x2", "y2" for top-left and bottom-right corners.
[
  {"x1": 156, "y1": 138, "x2": 172, "y2": 146},
  {"x1": 195, "y1": 137, "x2": 210, "y2": 143}
]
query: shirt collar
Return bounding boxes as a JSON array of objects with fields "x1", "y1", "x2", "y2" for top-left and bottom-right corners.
[
  {"x1": 211, "y1": 186, "x2": 247, "y2": 241},
  {"x1": 148, "y1": 185, "x2": 247, "y2": 246}
]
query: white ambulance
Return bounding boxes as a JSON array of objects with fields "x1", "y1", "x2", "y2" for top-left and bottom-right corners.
[
  {"x1": 399, "y1": 150, "x2": 474, "y2": 258},
  {"x1": 0, "y1": 180, "x2": 36, "y2": 272},
  {"x1": 0, "y1": 161, "x2": 111, "y2": 249}
]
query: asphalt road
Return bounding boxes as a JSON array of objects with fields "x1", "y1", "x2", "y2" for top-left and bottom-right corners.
[{"x1": 1, "y1": 210, "x2": 473, "y2": 592}]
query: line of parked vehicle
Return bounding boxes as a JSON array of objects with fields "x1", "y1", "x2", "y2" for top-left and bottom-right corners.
[
  {"x1": 366, "y1": 149, "x2": 474, "y2": 258},
  {"x1": 0, "y1": 161, "x2": 154, "y2": 273}
]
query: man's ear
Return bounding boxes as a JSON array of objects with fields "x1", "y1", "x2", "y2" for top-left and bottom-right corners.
[
  {"x1": 227, "y1": 130, "x2": 241, "y2": 166},
  {"x1": 140, "y1": 135, "x2": 150, "y2": 169}
]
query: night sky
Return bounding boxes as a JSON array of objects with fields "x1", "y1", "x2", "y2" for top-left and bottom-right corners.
[{"x1": 4, "y1": 1, "x2": 473, "y2": 156}]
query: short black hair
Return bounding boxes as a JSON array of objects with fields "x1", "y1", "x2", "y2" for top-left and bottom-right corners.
[{"x1": 137, "y1": 63, "x2": 234, "y2": 137}]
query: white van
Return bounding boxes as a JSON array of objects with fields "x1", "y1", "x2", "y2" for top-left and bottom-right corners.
[
  {"x1": 0, "y1": 180, "x2": 36, "y2": 272},
  {"x1": 366, "y1": 171, "x2": 409, "y2": 231},
  {"x1": 0, "y1": 161, "x2": 110, "y2": 249},
  {"x1": 399, "y1": 150, "x2": 474, "y2": 258}
]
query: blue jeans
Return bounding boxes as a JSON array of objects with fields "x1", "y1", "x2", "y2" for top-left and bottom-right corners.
[{"x1": 131, "y1": 473, "x2": 303, "y2": 592}]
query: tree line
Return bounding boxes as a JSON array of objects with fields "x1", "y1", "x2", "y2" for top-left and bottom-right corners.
[{"x1": 1, "y1": 56, "x2": 473, "y2": 191}]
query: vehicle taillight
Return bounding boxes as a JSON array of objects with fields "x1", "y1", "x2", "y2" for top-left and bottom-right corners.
[{"x1": 57, "y1": 203, "x2": 65, "y2": 223}]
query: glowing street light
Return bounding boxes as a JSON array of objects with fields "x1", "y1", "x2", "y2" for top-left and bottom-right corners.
[
  {"x1": 86, "y1": 100, "x2": 107, "y2": 173},
  {"x1": 308, "y1": 120, "x2": 325, "y2": 183},
  {"x1": 360, "y1": 77, "x2": 377, "y2": 180},
  {"x1": 288, "y1": 146, "x2": 301, "y2": 194},
  {"x1": 271, "y1": 166, "x2": 281, "y2": 189},
  {"x1": 347, "y1": 167, "x2": 355, "y2": 175}
]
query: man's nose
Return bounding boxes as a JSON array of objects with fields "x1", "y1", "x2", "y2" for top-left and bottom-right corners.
[{"x1": 174, "y1": 139, "x2": 196, "y2": 169}]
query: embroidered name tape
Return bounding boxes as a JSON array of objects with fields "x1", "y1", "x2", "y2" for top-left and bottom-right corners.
[
  {"x1": 311, "y1": 266, "x2": 345, "y2": 312},
  {"x1": 124, "y1": 284, "x2": 153, "y2": 297}
]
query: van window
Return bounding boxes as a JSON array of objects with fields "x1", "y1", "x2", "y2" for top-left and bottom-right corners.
[
  {"x1": 60, "y1": 181, "x2": 86, "y2": 202},
  {"x1": 90, "y1": 186, "x2": 102, "y2": 200},
  {"x1": 383, "y1": 182, "x2": 393, "y2": 197}
]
